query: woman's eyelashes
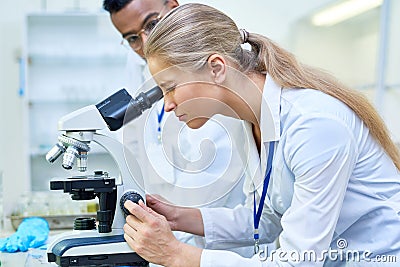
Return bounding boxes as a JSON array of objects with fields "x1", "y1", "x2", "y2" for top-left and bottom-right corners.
[{"x1": 164, "y1": 85, "x2": 177, "y2": 95}]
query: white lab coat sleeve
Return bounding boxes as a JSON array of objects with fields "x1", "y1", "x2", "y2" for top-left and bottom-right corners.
[
  {"x1": 201, "y1": 249, "x2": 264, "y2": 266},
  {"x1": 200, "y1": 203, "x2": 282, "y2": 250}
]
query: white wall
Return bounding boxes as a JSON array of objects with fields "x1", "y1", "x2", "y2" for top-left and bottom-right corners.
[
  {"x1": 291, "y1": 10, "x2": 379, "y2": 88},
  {"x1": 290, "y1": 1, "x2": 400, "y2": 143},
  {"x1": 180, "y1": 0, "x2": 334, "y2": 45},
  {"x1": 383, "y1": 0, "x2": 400, "y2": 141}
]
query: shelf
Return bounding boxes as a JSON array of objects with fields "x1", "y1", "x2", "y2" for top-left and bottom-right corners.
[
  {"x1": 28, "y1": 52, "x2": 126, "y2": 65},
  {"x1": 26, "y1": 10, "x2": 111, "y2": 20},
  {"x1": 28, "y1": 99, "x2": 97, "y2": 106},
  {"x1": 353, "y1": 83, "x2": 400, "y2": 91}
]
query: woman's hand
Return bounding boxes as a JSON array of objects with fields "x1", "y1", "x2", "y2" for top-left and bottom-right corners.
[
  {"x1": 146, "y1": 194, "x2": 205, "y2": 236},
  {"x1": 145, "y1": 194, "x2": 180, "y2": 230},
  {"x1": 123, "y1": 199, "x2": 202, "y2": 267}
]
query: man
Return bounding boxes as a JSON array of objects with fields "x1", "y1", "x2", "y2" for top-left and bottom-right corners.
[{"x1": 103, "y1": 0, "x2": 271, "y2": 259}]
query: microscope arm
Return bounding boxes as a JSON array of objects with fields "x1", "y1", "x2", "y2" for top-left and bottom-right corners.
[
  {"x1": 91, "y1": 133, "x2": 143, "y2": 187},
  {"x1": 91, "y1": 133, "x2": 145, "y2": 230},
  {"x1": 58, "y1": 105, "x2": 108, "y2": 132}
]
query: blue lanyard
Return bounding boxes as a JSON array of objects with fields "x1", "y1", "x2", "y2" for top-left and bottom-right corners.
[
  {"x1": 156, "y1": 103, "x2": 165, "y2": 143},
  {"x1": 253, "y1": 141, "x2": 275, "y2": 254},
  {"x1": 157, "y1": 103, "x2": 165, "y2": 133}
]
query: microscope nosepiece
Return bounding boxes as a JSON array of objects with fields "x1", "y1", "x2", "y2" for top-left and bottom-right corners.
[
  {"x1": 77, "y1": 151, "x2": 88, "y2": 172},
  {"x1": 46, "y1": 142, "x2": 66, "y2": 163},
  {"x1": 62, "y1": 146, "x2": 79, "y2": 170}
]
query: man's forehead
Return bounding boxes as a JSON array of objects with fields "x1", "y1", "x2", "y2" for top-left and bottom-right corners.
[
  {"x1": 111, "y1": 0, "x2": 159, "y2": 33},
  {"x1": 126, "y1": 0, "x2": 164, "y2": 14}
]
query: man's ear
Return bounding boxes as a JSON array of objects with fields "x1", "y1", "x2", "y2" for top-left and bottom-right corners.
[{"x1": 207, "y1": 54, "x2": 226, "y2": 84}]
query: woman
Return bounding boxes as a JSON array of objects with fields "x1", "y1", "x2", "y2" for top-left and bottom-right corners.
[{"x1": 123, "y1": 3, "x2": 400, "y2": 266}]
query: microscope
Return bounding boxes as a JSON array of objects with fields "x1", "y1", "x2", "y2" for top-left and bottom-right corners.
[{"x1": 45, "y1": 87, "x2": 163, "y2": 267}]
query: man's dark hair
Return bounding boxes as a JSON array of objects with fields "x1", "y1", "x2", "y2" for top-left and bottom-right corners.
[
  {"x1": 103, "y1": 0, "x2": 170, "y2": 13},
  {"x1": 103, "y1": 0, "x2": 134, "y2": 13}
]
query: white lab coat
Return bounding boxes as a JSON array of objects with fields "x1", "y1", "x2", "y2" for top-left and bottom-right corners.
[
  {"x1": 199, "y1": 75, "x2": 400, "y2": 266},
  {"x1": 121, "y1": 52, "x2": 274, "y2": 261}
]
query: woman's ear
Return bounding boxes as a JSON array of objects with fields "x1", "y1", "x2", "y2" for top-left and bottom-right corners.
[{"x1": 207, "y1": 54, "x2": 226, "y2": 84}]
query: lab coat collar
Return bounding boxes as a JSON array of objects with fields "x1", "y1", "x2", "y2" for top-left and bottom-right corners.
[
  {"x1": 260, "y1": 74, "x2": 281, "y2": 143},
  {"x1": 257, "y1": 75, "x2": 281, "y2": 188}
]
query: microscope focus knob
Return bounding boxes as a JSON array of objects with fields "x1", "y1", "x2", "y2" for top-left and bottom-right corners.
[{"x1": 120, "y1": 191, "x2": 144, "y2": 216}]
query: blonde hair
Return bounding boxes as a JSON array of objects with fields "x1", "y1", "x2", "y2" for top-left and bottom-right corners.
[{"x1": 144, "y1": 3, "x2": 400, "y2": 170}]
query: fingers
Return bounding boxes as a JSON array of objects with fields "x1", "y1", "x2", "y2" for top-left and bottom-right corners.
[
  {"x1": 139, "y1": 199, "x2": 169, "y2": 222},
  {"x1": 123, "y1": 232, "x2": 138, "y2": 253},
  {"x1": 138, "y1": 199, "x2": 147, "y2": 209},
  {"x1": 124, "y1": 232, "x2": 134, "y2": 244},
  {"x1": 145, "y1": 194, "x2": 156, "y2": 202},
  {"x1": 125, "y1": 199, "x2": 163, "y2": 224},
  {"x1": 146, "y1": 194, "x2": 170, "y2": 205},
  {"x1": 124, "y1": 200, "x2": 152, "y2": 223},
  {"x1": 124, "y1": 217, "x2": 138, "y2": 235},
  {"x1": 124, "y1": 199, "x2": 171, "y2": 238},
  {"x1": 146, "y1": 194, "x2": 161, "y2": 206}
]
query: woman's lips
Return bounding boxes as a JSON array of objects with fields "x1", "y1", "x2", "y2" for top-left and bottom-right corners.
[{"x1": 177, "y1": 114, "x2": 187, "y2": 121}]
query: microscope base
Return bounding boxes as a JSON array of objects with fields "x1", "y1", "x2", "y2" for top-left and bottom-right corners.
[
  {"x1": 48, "y1": 234, "x2": 148, "y2": 267},
  {"x1": 50, "y1": 252, "x2": 148, "y2": 267}
]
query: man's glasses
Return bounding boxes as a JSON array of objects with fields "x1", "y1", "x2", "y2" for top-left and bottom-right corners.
[{"x1": 121, "y1": 6, "x2": 166, "y2": 51}]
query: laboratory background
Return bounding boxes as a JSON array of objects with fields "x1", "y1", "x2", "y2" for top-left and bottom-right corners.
[{"x1": 0, "y1": 0, "x2": 399, "y2": 262}]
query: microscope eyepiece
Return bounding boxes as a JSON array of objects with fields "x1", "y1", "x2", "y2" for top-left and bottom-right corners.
[
  {"x1": 96, "y1": 87, "x2": 163, "y2": 131},
  {"x1": 141, "y1": 86, "x2": 164, "y2": 107}
]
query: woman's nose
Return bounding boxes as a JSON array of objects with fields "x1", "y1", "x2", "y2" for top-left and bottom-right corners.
[{"x1": 164, "y1": 96, "x2": 176, "y2": 112}]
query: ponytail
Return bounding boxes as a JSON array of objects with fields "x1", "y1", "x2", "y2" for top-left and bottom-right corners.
[{"x1": 247, "y1": 33, "x2": 400, "y2": 170}]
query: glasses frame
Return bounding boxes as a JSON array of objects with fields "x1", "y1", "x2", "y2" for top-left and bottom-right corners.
[{"x1": 121, "y1": 5, "x2": 167, "y2": 51}]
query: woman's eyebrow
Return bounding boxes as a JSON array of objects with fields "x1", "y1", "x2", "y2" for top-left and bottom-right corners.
[{"x1": 160, "y1": 81, "x2": 175, "y2": 88}]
